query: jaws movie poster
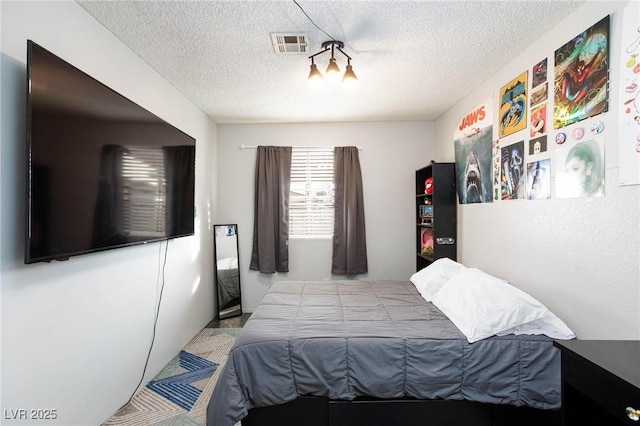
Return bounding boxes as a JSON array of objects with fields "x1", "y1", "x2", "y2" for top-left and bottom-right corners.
[{"x1": 454, "y1": 98, "x2": 494, "y2": 204}]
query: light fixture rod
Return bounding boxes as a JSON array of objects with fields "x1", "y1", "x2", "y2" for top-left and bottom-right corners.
[
  {"x1": 241, "y1": 144, "x2": 363, "y2": 151},
  {"x1": 308, "y1": 47, "x2": 330, "y2": 60},
  {"x1": 336, "y1": 46, "x2": 352, "y2": 61},
  {"x1": 313, "y1": 40, "x2": 352, "y2": 61}
]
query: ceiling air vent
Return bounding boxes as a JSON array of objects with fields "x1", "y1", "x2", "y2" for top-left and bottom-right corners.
[{"x1": 271, "y1": 33, "x2": 309, "y2": 55}]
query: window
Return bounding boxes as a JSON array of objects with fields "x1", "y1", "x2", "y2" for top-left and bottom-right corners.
[
  {"x1": 121, "y1": 146, "x2": 166, "y2": 237},
  {"x1": 289, "y1": 147, "x2": 334, "y2": 238}
]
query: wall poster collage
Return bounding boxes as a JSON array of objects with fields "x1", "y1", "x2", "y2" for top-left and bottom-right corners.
[{"x1": 454, "y1": 13, "x2": 618, "y2": 203}]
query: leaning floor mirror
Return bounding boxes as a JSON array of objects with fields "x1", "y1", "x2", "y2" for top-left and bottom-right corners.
[{"x1": 213, "y1": 224, "x2": 242, "y2": 319}]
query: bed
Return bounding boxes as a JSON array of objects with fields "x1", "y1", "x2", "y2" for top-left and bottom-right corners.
[
  {"x1": 206, "y1": 260, "x2": 574, "y2": 426},
  {"x1": 216, "y1": 257, "x2": 240, "y2": 310}
]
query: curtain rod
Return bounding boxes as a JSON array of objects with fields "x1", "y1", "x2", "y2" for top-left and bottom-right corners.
[{"x1": 240, "y1": 144, "x2": 363, "y2": 151}]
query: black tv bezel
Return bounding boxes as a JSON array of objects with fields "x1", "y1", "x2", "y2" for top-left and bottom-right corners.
[{"x1": 25, "y1": 40, "x2": 196, "y2": 264}]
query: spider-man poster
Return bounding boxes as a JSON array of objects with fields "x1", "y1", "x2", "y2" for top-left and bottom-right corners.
[
  {"x1": 499, "y1": 71, "x2": 528, "y2": 138},
  {"x1": 501, "y1": 141, "x2": 525, "y2": 200},
  {"x1": 553, "y1": 15, "x2": 610, "y2": 129}
]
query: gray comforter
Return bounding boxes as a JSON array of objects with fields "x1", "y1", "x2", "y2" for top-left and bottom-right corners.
[
  {"x1": 206, "y1": 280, "x2": 560, "y2": 426},
  {"x1": 217, "y1": 267, "x2": 240, "y2": 309}
]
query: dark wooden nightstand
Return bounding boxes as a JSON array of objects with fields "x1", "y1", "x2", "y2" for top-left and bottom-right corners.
[{"x1": 553, "y1": 340, "x2": 640, "y2": 425}]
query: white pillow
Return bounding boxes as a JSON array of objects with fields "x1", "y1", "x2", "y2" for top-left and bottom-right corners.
[
  {"x1": 409, "y1": 257, "x2": 466, "y2": 301},
  {"x1": 431, "y1": 268, "x2": 549, "y2": 343},
  {"x1": 497, "y1": 311, "x2": 575, "y2": 339},
  {"x1": 216, "y1": 257, "x2": 238, "y2": 270}
]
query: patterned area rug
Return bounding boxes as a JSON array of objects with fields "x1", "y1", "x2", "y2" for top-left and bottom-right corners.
[{"x1": 103, "y1": 328, "x2": 240, "y2": 426}]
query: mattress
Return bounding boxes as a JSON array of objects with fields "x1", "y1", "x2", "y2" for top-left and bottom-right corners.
[
  {"x1": 206, "y1": 280, "x2": 561, "y2": 426},
  {"x1": 217, "y1": 268, "x2": 240, "y2": 309},
  {"x1": 216, "y1": 257, "x2": 240, "y2": 308}
]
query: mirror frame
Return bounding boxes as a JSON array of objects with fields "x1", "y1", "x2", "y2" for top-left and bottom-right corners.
[{"x1": 213, "y1": 224, "x2": 242, "y2": 320}]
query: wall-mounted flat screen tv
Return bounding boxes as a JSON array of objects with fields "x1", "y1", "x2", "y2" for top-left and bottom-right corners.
[{"x1": 26, "y1": 40, "x2": 196, "y2": 264}]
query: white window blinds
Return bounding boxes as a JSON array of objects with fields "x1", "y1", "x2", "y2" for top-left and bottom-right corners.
[
  {"x1": 289, "y1": 147, "x2": 335, "y2": 238},
  {"x1": 121, "y1": 147, "x2": 166, "y2": 237}
]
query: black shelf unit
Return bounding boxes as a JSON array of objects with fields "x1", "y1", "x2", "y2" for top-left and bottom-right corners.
[
  {"x1": 553, "y1": 340, "x2": 640, "y2": 425},
  {"x1": 415, "y1": 162, "x2": 457, "y2": 271}
]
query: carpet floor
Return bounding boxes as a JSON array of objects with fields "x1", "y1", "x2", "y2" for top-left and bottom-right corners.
[{"x1": 103, "y1": 328, "x2": 241, "y2": 426}]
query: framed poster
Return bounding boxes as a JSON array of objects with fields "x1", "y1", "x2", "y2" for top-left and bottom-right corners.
[
  {"x1": 555, "y1": 139, "x2": 605, "y2": 198},
  {"x1": 530, "y1": 83, "x2": 548, "y2": 107},
  {"x1": 500, "y1": 140, "x2": 525, "y2": 200},
  {"x1": 526, "y1": 158, "x2": 551, "y2": 200},
  {"x1": 454, "y1": 126, "x2": 494, "y2": 204},
  {"x1": 499, "y1": 71, "x2": 528, "y2": 137},
  {"x1": 530, "y1": 103, "x2": 547, "y2": 138},
  {"x1": 529, "y1": 136, "x2": 548, "y2": 155},
  {"x1": 553, "y1": 15, "x2": 610, "y2": 129},
  {"x1": 532, "y1": 58, "x2": 548, "y2": 89},
  {"x1": 420, "y1": 227, "x2": 434, "y2": 257}
]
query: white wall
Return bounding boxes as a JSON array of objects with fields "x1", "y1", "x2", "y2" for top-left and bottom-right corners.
[
  {"x1": 1, "y1": 2, "x2": 218, "y2": 425},
  {"x1": 217, "y1": 122, "x2": 433, "y2": 310},
  {"x1": 434, "y1": 1, "x2": 640, "y2": 340}
]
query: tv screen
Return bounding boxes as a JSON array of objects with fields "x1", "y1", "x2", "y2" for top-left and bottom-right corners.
[{"x1": 26, "y1": 40, "x2": 196, "y2": 264}]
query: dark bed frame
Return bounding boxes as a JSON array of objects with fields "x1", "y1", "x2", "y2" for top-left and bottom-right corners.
[{"x1": 242, "y1": 396, "x2": 561, "y2": 426}]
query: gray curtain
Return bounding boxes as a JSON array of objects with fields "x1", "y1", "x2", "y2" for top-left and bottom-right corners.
[
  {"x1": 332, "y1": 146, "x2": 367, "y2": 274},
  {"x1": 250, "y1": 146, "x2": 292, "y2": 273},
  {"x1": 91, "y1": 144, "x2": 126, "y2": 248},
  {"x1": 163, "y1": 146, "x2": 195, "y2": 237}
]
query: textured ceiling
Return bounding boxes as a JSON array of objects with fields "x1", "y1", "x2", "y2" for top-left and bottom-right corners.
[{"x1": 77, "y1": 0, "x2": 586, "y2": 124}]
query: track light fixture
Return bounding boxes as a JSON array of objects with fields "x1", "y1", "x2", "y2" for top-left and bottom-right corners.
[{"x1": 308, "y1": 40, "x2": 357, "y2": 84}]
